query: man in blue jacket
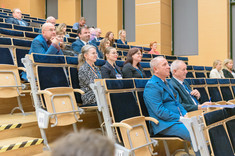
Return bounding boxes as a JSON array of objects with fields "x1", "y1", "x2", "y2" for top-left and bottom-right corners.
[
  {"x1": 21, "y1": 23, "x2": 63, "y2": 81},
  {"x1": 72, "y1": 26, "x2": 103, "y2": 58},
  {"x1": 143, "y1": 56, "x2": 190, "y2": 141},
  {"x1": 5, "y1": 8, "x2": 28, "y2": 26}
]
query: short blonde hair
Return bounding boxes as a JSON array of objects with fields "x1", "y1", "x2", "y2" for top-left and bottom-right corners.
[{"x1": 118, "y1": 29, "x2": 126, "y2": 39}]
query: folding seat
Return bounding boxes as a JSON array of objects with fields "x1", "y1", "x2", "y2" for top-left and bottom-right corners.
[
  {"x1": 115, "y1": 60, "x2": 124, "y2": 68},
  {"x1": 186, "y1": 65, "x2": 195, "y2": 78},
  {"x1": 67, "y1": 25, "x2": 73, "y2": 29},
  {"x1": 0, "y1": 17, "x2": 4, "y2": 23},
  {"x1": 191, "y1": 78, "x2": 210, "y2": 103},
  {"x1": 122, "y1": 51, "x2": 128, "y2": 57},
  {"x1": 0, "y1": 28, "x2": 24, "y2": 38},
  {"x1": 67, "y1": 37, "x2": 76, "y2": 44},
  {"x1": 15, "y1": 48, "x2": 29, "y2": 73},
  {"x1": 205, "y1": 66, "x2": 212, "y2": 78},
  {"x1": 0, "y1": 37, "x2": 12, "y2": 46},
  {"x1": 31, "y1": 54, "x2": 83, "y2": 126},
  {"x1": 193, "y1": 66, "x2": 207, "y2": 78},
  {"x1": 117, "y1": 50, "x2": 123, "y2": 60},
  {"x1": 116, "y1": 44, "x2": 130, "y2": 51},
  {"x1": 69, "y1": 33, "x2": 77, "y2": 38},
  {"x1": 0, "y1": 47, "x2": 28, "y2": 115},
  {"x1": 165, "y1": 55, "x2": 177, "y2": 63},
  {"x1": 33, "y1": 27, "x2": 41, "y2": 33},
  {"x1": 0, "y1": 22, "x2": 12, "y2": 29},
  {"x1": 141, "y1": 53, "x2": 152, "y2": 62},
  {"x1": 12, "y1": 38, "x2": 32, "y2": 48},
  {"x1": 0, "y1": 12, "x2": 7, "y2": 15},
  {"x1": 94, "y1": 59, "x2": 106, "y2": 68},
  {"x1": 130, "y1": 45, "x2": 143, "y2": 50},
  {"x1": 23, "y1": 18, "x2": 31, "y2": 23},
  {"x1": 152, "y1": 54, "x2": 164, "y2": 58},
  {"x1": 143, "y1": 47, "x2": 151, "y2": 52},
  {"x1": 71, "y1": 29, "x2": 77, "y2": 33},
  {"x1": 13, "y1": 25, "x2": 33, "y2": 32},
  {"x1": 112, "y1": 116, "x2": 158, "y2": 156},
  {"x1": 177, "y1": 56, "x2": 189, "y2": 65},
  {"x1": 25, "y1": 32, "x2": 39, "y2": 39},
  {"x1": 139, "y1": 62, "x2": 152, "y2": 78},
  {"x1": 31, "y1": 19, "x2": 44, "y2": 24},
  {"x1": 202, "y1": 109, "x2": 234, "y2": 156},
  {"x1": 206, "y1": 79, "x2": 223, "y2": 102},
  {"x1": 218, "y1": 79, "x2": 234, "y2": 101},
  {"x1": 0, "y1": 14, "x2": 10, "y2": 19}
]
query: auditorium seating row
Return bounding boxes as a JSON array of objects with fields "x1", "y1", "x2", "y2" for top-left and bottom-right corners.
[{"x1": 91, "y1": 78, "x2": 235, "y2": 155}]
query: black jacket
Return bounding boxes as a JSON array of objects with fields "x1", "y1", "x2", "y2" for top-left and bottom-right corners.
[
  {"x1": 222, "y1": 69, "x2": 234, "y2": 78},
  {"x1": 101, "y1": 61, "x2": 123, "y2": 78},
  {"x1": 122, "y1": 63, "x2": 146, "y2": 78}
]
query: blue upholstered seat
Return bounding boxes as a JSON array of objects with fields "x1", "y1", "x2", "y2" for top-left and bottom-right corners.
[
  {"x1": 13, "y1": 25, "x2": 33, "y2": 32},
  {"x1": 205, "y1": 66, "x2": 213, "y2": 71},
  {"x1": 184, "y1": 78, "x2": 192, "y2": 85},
  {"x1": 0, "y1": 37, "x2": 12, "y2": 45},
  {"x1": 0, "y1": 23, "x2": 12, "y2": 29},
  {"x1": 218, "y1": 79, "x2": 234, "y2": 101},
  {"x1": 25, "y1": 32, "x2": 39, "y2": 39},
  {"x1": 13, "y1": 39, "x2": 32, "y2": 47},
  {"x1": 33, "y1": 28, "x2": 41, "y2": 33},
  {"x1": 187, "y1": 65, "x2": 193, "y2": 70},
  {"x1": 32, "y1": 53, "x2": 65, "y2": 64},
  {"x1": 69, "y1": 33, "x2": 77, "y2": 38},
  {"x1": 206, "y1": 79, "x2": 222, "y2": 102},
  {"x1": 0, "y1": 28, "x2": 24, "y2": 37},
  {"x1": 31, "y1": 20, "x2": 44, "y2": 24},
  {"x1": 116, "y1": 44, "x2": 130, "y2": 50},
  {"x1": 143, "y1": 47, "x2": 151, "y2": 52},
  {"x1": 142, "y1": 53, "x2": 152, "y2": 59},
  {"x1": 0, "y1": 47, "x2": 14, "y2": 65},
  {"x1": 0, "y1": 18, "x2": 3, "y2": 23},
  {"x1": 122, "y1": 51, "x2": 127, "y2": 56},
  {"x1": 15, "y1": 48, "x2": 29, "y2": 67},
  {"x1": 165, "y1": 55, "x2": 177, "y2": 60},
  {"x1": 94, "y1": 59, "x2": 106, "y2": 67},
  {"x1": 152, "y1": 54, "x2": 164, "y2": 58},
  {"x1": 71, "y1": 29, "x2": 77, "y2": 33},
  {"x1": 191, "y1": 78, "x2": 210, "y2": 103},
  {"x1": 177, "y1": 56, "x2": 188, "y2": 61},
  {"x1": 195, "y1": 72, "x2": 206, "y2": 78},
  {"x1": 130, "y1": 45, "x2": 143, "y2": 50},
  {"x1": 66, "y1": 56, "x2": 78, "y2": 65},
  {"x1": 186, "y1": 72, "x2": 194, "y2": 78},
  {"x1": 67, "y1": 38, "x2": 76, "y2": 44},
  {"x1": 193, "y1": 66, "x2": 205, "y2": 70},
  {"x1": 115, "y1": 60, "x2": 124, "y2": 68}
]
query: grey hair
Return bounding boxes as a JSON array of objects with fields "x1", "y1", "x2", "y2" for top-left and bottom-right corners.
[
  {"x1": 12, "y1": 8, "x2": 20, "y2": 13},
  {"x1": 150, "y1": 56, "x2": 165, "y2": 72},
  {"x1": 41, "y1": 23, "x2": 54, "y2": 32},
  {"x1": 46, "y1": 16, "x2": 55, "y2": 22},
  {"x1": 170, "y1": 60, "x2": 185, "y2": 73},
  {"x1": 77, "y1": 45, "x2": 96, "y2": 69}
]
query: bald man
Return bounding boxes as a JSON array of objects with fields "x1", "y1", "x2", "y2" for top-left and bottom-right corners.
[
  {"x1": 6, "y1": 8, "x2": 28, "y2": 26},
  {"x1": 29, "y1": 23, "x2": 62, "y2": 55}
]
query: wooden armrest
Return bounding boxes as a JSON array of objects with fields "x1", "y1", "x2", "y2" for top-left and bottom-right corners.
[
  {"x1": 18, "y1": 67, "x2": 26, "y2": 72},
  {"x1": 112, "y1": 123, "x2": 133, "y2": 130},
  {"x1": 145, "y1": 117, "x2": 159, "y2": 125},
  {"x1": 73, "y1": 89, "x2": 85, "y2": 94},
  {"x1": 37, "y1": 90, "x2": 53, "y2": 96}
]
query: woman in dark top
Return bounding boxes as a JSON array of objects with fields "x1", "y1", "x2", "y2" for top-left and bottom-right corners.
[
  {"x1": 222, "y1": 59, "x2": 235, "y2": 78},
  {"x1": 116, "y1": 30, "x2": 127, "y2": 45},
  {"x1": 101, "y1": 47, "x2": 123, "y2": 79},
  {"x1": 122, "y1": 48, "x2": 146, "y2": 78}
]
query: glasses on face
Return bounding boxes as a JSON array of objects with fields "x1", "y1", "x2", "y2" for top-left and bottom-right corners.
[{"x1": 45, "y1": 28, "x2": 55, "y2": 32}]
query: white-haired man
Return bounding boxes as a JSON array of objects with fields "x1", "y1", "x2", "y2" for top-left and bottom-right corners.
[{"x1": 169, "y1": 60, "x2": 211, "y2": 112}]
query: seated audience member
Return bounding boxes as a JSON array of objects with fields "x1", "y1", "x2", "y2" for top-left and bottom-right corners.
[
  {"x1": 90, "y1": 28, "x2": 102, "y2": 44},
  {"x1": 223, "y1": 59, "x2": 235, "y2": 78},
  {"x1": 210, "y1": 60, "x2": 224, "y2": 78},
  {"x1": 5, "y1": 8, "x2": 28, "y2": 26},
  {"x1": 101, "y1": 47, "x2": 123, "y2": 78},
  {"x1": 99, "y1": 38, "x2": 110, "y2": 55},
  {"x1": 143, "y1": 57, "x2": 190, "y2": 141},
  {"x1": 78, "y1": 45, "x2": 102, "y2": 106},
  {"x1": 56, "y1": 29, "x2": 65, "y2": 50},
  {"x1": 56, "y1": 23, "x2": 70, "y2": 38},
  {"x1": 116, "y1": 29, "x2": 127, "y2": 45},
  {"x1": 29, "y1": 23, "x2": 63, "y2": 55},
  {"x1": 170, "y1": 60, "x2": 211, "y2": 112},
  {"x1": 21, "y1": 23, "x2": 63, "y2": 81},
  {"x1": 52, "y1": 129, "x2": 115, "y2": 156},
  {"x1": 73, "y1": 17, "x2": 86, "y2": 30},
  {"x1": 46, "y1": 16, "x2": 56, "y2": 25},
  {"x1": 72, "y1": 26, "x2": 103, "y2": 58},
  {"x1": 148, "y1": 41, "x2": 160, "y2": 55},
  {"x1": 105, "y1": 31, "x2": 115, "y2": 46},
  {"x1": 89, "y1": 27, "x2": 96, "y2": 41},
  {"x1": 122, "y1": 48, "x2": 146, "y2": 78}
]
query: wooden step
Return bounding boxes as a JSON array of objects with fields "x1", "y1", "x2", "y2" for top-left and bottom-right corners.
[{"x1": 0, "y1": 136, "x2": 43, "y2": 156}]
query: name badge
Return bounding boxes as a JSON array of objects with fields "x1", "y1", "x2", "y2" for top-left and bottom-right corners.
[{"x1": 116, "y1": 74, "x2": 122, "y2": 79}]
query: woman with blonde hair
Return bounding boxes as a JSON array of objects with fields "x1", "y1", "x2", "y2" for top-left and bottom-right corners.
[
  {"x1": 116, "y1": 29, "x2": 127, "y2": 45},
  {"x1": 56, "y1": 23, "x2": 70, "y2": 38},
  {"x1": 209, "y1": 60, "x2": 224, "y2": 78},
  {"x1": 222, "y1": 59, "x2": 235, "y2": 78},
  {"x1": 78, "y1": 45, "x2": 101, "y2": 106}
]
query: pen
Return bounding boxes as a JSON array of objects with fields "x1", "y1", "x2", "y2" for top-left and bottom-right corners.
[{"x1": 209, "y1": 97, "x2": 211, "y2": 102}]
